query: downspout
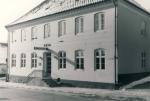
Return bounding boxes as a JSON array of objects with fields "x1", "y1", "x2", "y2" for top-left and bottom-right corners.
[
  {"x1": 112, "y1": 0, "x2": 118, "y2": 85},
  {"x1": 6, "y1": 31, "x2": 10, "y2": 82}
]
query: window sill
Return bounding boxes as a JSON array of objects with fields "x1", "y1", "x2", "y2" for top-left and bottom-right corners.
[
  {"x1": 75, "y1": 68, "x2": 84, "y2": 71},
  {"x1": 94, "y1": 69, "x2": 105, "y2": 71},
  {"x1": 94, "y1": 29, "x2": 105, "y2": 33}
]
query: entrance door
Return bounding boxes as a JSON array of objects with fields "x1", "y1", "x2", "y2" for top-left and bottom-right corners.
[{"x1": 43, "y1": 52, "x2": 51, "y2": 77}]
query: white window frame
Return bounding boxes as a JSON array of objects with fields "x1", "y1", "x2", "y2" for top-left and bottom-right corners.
[
  {"x1": 94, "y1": 12, "x2": 105, "y2": 32},
  {"x1": 11, "y1": 54, "x2": 16, "y2": 67},
  {"x1": 44, "y1": 23, "x2": 50, "y2": 38},
  {"x1": 21, "y1": 53, "x2": 26, "y2": 68},
  {"x1": 31, "y1": 26, "x2": 38, "y2": 40},
  {"x1": 58, "y1": 20, "x2": 66, "y2": 37},
  {"x1": 31, "y1": 52, "x2": 37, "y2": 68},
  {"x1": 21, "y1": 29, "x2": 26, "y2": 42},
  {"x1": 58, "y1": 51, "x2": 66, "y2": 69},
  {"x1": 75, "y1": 16, "x2": 84, "y2": 34},
  {"x1": 75, "y1": 50, "x2": 84, "y2": 69},
  {"x1": 94, "y1": 49, "x2": 105, "y2": 70}
]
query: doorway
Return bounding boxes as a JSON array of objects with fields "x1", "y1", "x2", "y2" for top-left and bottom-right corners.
[{"x1": 43, "y1": 52, "x2": 51, "y2": 77}]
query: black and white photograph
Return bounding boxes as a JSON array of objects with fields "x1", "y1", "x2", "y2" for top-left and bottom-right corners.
[{"x1": 0, "y1": 0, "x2": 150, "y2": 101}]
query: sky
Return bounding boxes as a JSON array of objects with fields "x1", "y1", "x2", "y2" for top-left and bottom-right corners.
[{"x1": 0, "y1": 0, "x2": 149, "y2": 43}]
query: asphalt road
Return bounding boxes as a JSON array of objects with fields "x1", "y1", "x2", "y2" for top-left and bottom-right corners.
[{"x1": 0, "y1": 86, "x2": 107, "y2": 101}]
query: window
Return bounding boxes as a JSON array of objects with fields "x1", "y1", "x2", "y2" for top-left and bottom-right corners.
[
  {"x1": 58, "y1": 20, "x2": 66, "y2": 37},
  {"x1": 141, "y1": 21, "x2": 146, "y2": 36},
  {"x1": 11, "y1": 54, "x2": 16, "y2": 67},
  {"x1": 31, "y1": 52, "x2": 37, "y2": 68},
  {"x1": 31, "y1": 27, "x2": 38, "y2": 40},
  {"x1": 44, "y1": 23, "x2": 50, "y2": 38},
  {"x1": 94, "y1": 49, "x2": 105, "y2": 70},
  {"x1": 10, "y1": 31, "x2": 16, "y2": 43},
  {"x1": 75, "y1": 17, "x2": 84, "y2": 34},
  {"x1": 75, "y1": 50, "x2": 84, "y2": 69},
  {"x1": 94, "y1": 13, "x2": 105, "y2": 32},
  {"x1": 21, "y1": 29, "x2": 26, "y2": 42},
  {"x1": 58, "y1": 51, "x2": 66, "y2": 69},
  {"x1": 21, "y1": 53, "x2": 26, "y2": 68},
  {"x1": 11, "y1": 31, "x2": 14, "y2": 43},
  {"x1": 141, "y1": 52, "x2": 146, "y2": 68}
]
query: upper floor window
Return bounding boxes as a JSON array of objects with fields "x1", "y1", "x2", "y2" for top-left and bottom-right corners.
[
  {"x1": 10, "y1": 31, "x2": 16, "y2": 43},
  {"x1": 31, "y1": 26, "x2": 38, "y2": 40},
  {"x1": 141, "y1": 52, "x2": 146, "y2": 68},
  {"x1": 21, "y1": 53, "x2": 26, "y2": 68},
  {"x1": 58, "y1": 20, "x2": 66, "y2": 37},
  {"x1": 75, "y1": 50, "x2": 84, "y2": 69},
  {"x1": 31, "y1": 52, "x2": 37, "y2": 68},
  {"x1": 44, "y1": 23, "x2": 50, "y2": 38},
  {"x1": 75, "y1": 16, "x2": 84, "y2": 34},
  {"x1": 94, "y1": 49, "x2": 105, "y2": 70},
  {"x1": 21, "y1": 29, "x2": 26, "y2": 42},
  {"x1": 11, "y1": 31, "x2": 14, "y2": 43},
  {"x1": 11, "y1": 54, "x2": 16, "y2": 67},
  {"x1": 141, "y1": 21, "x2": 146, "y2": 36},
  {"x1": 94, "y1": 13, "x2": 105, "y2": 32},
  {"x1": 58, "y1": 51, "x2": 66, "y2": 69}
]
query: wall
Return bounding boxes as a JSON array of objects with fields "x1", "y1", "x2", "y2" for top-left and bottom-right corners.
[{"x1": 117, "y1": 0, "x2": 150, "y2": 75}]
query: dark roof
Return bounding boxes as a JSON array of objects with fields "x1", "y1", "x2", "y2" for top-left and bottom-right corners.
[
  {"x1": 6, "y1": 0, "x2": 149, "y2": 27},
  {"x1": 7, "y1": 0, "x2": 112, "y2": 26}
]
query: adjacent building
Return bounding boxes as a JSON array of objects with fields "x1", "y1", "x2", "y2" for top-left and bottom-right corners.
[
  {"x1": 5, "y1": 0, "x2": 150, "y2": 88},
  {"x1": 0, "y1": 43, "x2": 7, "y2": 75}
]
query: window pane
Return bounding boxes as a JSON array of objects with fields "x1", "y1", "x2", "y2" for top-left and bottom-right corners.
[
  {"x1": 63, "y1": 64, "x2": 66, "y2": 68},
  {"x1": 96, "y1": 64, "x2": 100, "y2": 69},
  {"x1": 60, "y1": 59, "x2": 62, "y2": 63},
  {"x1": 81, "y1": 58, "x2": 84, "y2": 64},
  {"x1": 101, "y1": 13, "x2": 105, "y2": 30},
  {"x1": 76, "y1": 64, "x2": 79, "y2": 69},
  {"x1": 101, "y1": 50, "x2": 105, "y2": 56},
  {"x1": 81, "y1": 64, "x2": 84, "y2": 69},
  {"x1": 64, "y1": 59, "x2": 66, "y2": 64},
  {"x1": 76, "y1": 58, "x2": 79, "y2": 64},
  {"x1": 101, "y1": 64, "x2": 105, "y2": 69},
  {"x1": 94, "y1": 13, "x2": 99, "y2": 32},
  {"x1": 80, "y1": 18, "x2": 84, "y2": 32},
  {"x1": 96, "y1": 58, "x2": 99, "y2": 64}
]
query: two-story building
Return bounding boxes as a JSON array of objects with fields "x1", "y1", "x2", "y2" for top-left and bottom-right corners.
[{"x1": 5, "y1": 0, "x2": 150, "y2": 89}]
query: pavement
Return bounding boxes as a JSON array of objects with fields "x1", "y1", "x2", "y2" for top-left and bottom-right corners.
[{"x1": 0, "y1": 77, "x2": 150, "y2": 101}]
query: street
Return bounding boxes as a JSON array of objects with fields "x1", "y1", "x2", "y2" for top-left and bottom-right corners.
[
  {"x1": 0, "y1": 77, "x2": 148, "y2": 101},
  {"x1": 0, "y1": 86, "x2": 103, "y2": 101}
]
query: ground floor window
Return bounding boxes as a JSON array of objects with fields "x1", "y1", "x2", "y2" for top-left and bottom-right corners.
[
  {"x1": 11, "y1": 54, "x2": 16, "y2": 67},
  {"x1": 75, "y1": 50, "x2": 84, "y2": 69},
  {"x1": 31, "y1": 52, "x2": 37, "y2": 68},
  {"x1": 21, "y1": 53, "x2": 26, "y2": 68},
  {"x1": 94, "y1": 49, "x2": 105, "y2": 70},
  {"x1": 141, "y1": 52, "x2": 146, "y2": 68},
  {"x1": 58, "y1": 51, "x2": 66, "y2": 69}
]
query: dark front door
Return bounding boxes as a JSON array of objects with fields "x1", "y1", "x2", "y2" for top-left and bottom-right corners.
[{"x1": 43, "y1": 52, "x2": 51, "y2": 77}]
